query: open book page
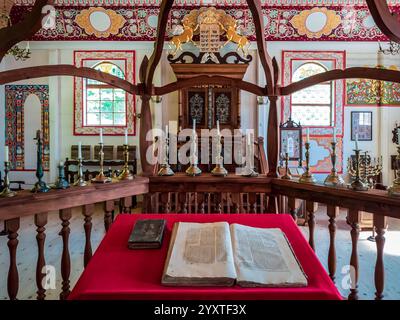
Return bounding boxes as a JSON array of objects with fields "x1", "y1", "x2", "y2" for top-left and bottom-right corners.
[
  {"x1": 162, "y1": 222, "x2": 237, "y2": 286},
  {"x1": 230, "y1": 224, "x2": 308, "y2": 287}
]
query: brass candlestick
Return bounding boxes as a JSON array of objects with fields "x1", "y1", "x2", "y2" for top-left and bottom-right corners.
[
  {"x1": 299, "y1": 142, "x2": 316, "y2": 184},
  {"x1": 32, "y1": 130, "x2": 50, "y2": 193},
  {"x1": 91, "y1": 143, "x2": 111, "y2": 183},
  {"x1": 349, "y1": 149, "x2": 368, "y2": 191},
  {"x1": 158, "y1": 135, "x2": 174, "y2": 176},
  {"x1": 73, "y1": 158, "x2": 87, "y2": 187},
  {"x1": 186, "y1": 132, "x2": 202, "y2": 176},
  {"x1": 389, "y1": 145, "x2": 400, "y2": 196},
  {"x1": 324, "y1": 141, "x2": 345, "y2": 187},
  {"x1": 0, "y1": 161, "x2": 16, "y2": 198},
  {"x1": 281, "y1": 152, "x2": 292, "y2": 180},
  {"x1": 118, "y1": 144, "x2": 134, "y2": 180},
  {"x1": 211, "y1": 134, "x2": 228, "y2": 177}
]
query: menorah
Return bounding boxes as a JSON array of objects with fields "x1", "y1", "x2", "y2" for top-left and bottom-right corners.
[{"x1": 347, "y1": 152, "x2": 383, "y2": 189}]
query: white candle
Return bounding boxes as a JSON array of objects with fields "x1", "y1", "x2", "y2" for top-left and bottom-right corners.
[
  {"x1": 124, "y1": 128, "x2": 128, "y2": 145},
  {"x1": 247, "y1": 132, "x2": 251, "y2": 146},
  {"x1": 165, "y1": 125, "x2": 169, "y2": 139},
  {"x1": 193, "y1": 119, "x2": 196, "y2": 133},
  {"x1": 4, "y1": 145, "x2": 9, "y2": 162},
  {"x1": 59, "y1": 160, "x2": 64, "y2": 167},
  {"x1": 99, "y1": 128, "x2": 103, "y2": 144},
  {"x1": 397, "y1": 128, "x2": 400, "y2": 144},
  {"x1": 306, "y1": 128, "x2": 310, "y2": 143},
  {"x1": 355, "y1": 133, "x2": 359, "y2": 150},
  {"x1": 217, "y1": 120, "x2": 220, "y2": 135},
  {"x1": 78, "y1": 141, "x2": 82, "y2": 159},
  {"x1": 333, "y1": 127, "x2": 337, "y2": 143},
  {"x1": 286, "y1": 142, "x2": 289, "y2": 155}
]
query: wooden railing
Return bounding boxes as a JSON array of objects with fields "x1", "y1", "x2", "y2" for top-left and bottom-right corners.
[
  {"x1": 0, "y1": 177, "x2": 149, "y2": 300},
  {"x1": 1, "y1": 174, "x2": 400, "y2": 300}
]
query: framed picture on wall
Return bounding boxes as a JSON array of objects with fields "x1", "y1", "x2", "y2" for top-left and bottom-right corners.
[
  {"x1": 280, "y1": 118, "x2": 303, "y2": 163},
  {"x1": 351, "y1": 111, "x2": 372, "y2": 141}
]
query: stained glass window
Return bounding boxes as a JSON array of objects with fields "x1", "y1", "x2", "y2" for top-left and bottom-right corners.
[
  {"x1": 291, "y1": 62, "x2": 333, "y2": 127},
  {"x1": 84, "y1": 62, "x2": 126, "y2": 126}
]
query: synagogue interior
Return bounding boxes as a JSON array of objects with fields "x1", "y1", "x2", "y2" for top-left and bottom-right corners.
[{"x1": 1, "y1": 0, "x2": 400, "y2": 301}]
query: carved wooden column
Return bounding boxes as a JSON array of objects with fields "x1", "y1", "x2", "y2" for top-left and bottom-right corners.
[
  {"x1": 104, "y1": 200, "x2": 114, "y2": 232},
  {"x1": 306, "y1": 201, "x2": 318, "y2": 251},
  {"x1": 82, "y1": 204, "x2": 94, "y2": 268},
  {"x1": 327, "y1": 206, "x2": 339, "y2": 282},
  {"x1": 139, "y1": 95, "x2": 155, "y2": 176},
  {"x1": 347, "y1": 209, "x2": 361, "y2": 300},
  {"x1": 267, "y1": 96, "x2": 279, "y2": 178},
  {"x1": 6, "y1": 218, "x2": 20, "y2": 300},
  {"x1": 374, "y1": 214, "x2": 388, "y2": 300},
  {"x1": 122, "y1": 196, "x2": 133, "y2": 213},
  {"x1": 59, "y1": 208, "x2": 72, "y2": 300},
  {"x1": 35, "y1": 213, "x2": 48, "y2": 300}
]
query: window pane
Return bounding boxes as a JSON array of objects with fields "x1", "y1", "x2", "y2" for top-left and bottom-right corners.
[
  {"x1": 100, "y1": 88, "x2": 113, "y2": 101},
  {"x1": 114, "y1": 113, "x2": 126, "y2": 125},
  {"x1": 292, "y1": 84, "x2": 331, "y2": 104},
  {"x1": 292, "y1": 105, "x2": 331, "y2": 126},
  {"x1": 87, "y1": 100, "x2": 100, "y2": 112},
  {"x1": 87, "y1": 88, "x2": 100, "y2": 100},
  {"x1": 101, "y1": 113, "x2": 113, "y2": 125},
  {"x1": 100, "y1": 100, "x2": 113, "y2": 113},
  {"x1": 293, "y1": 63, "x2": 327, "y2": 82},
  {"x1": 114, "y1": 89, "x2": 125, "y2": 101},
  {"x1": 87, "y1": 113, "x2": 100, "y2": 125},
  {"x1": 114, "y1": 100, "x2": 125, "y2": 112}
]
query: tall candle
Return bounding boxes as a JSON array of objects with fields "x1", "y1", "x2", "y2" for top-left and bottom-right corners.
[
  {"x1": 78, "y1": 141, "x2": 82, "y2": 159},
  {"x1": 247, "y1": 132, "x2": 251, "y2": 146},
  {"x1": 286, "y1": 141, "x2": 289, "y2": 154},
  {"x1": 306, "y1": 128, "x2": 310, "y2": 143},
  {"x1": 165, "y1": 125, "x2": 169, "y2": 139},
  {"x1": 355, "y1": 133, "x2": 359, "y2": 150},
  {"x1": 333, "y1": 127, "x2": 337, "y2": 143},
  {"x1": 99, "y1": 128, "x2": 103, "y2": 144},
  {"x1": 4, "y1": 145, "x2": 9, "y2": 162},
  {"x1": 124, "y1": 128, "x2": 128, "y2": 145},
  {"x1": 397, "y1": 128, "x2": 400, "y2": 144},
  {"x1": 217, "y1": 120, "x2": 220, "y2": 135},
  {"x1": 193, "y1": 119, "x2": 196, "y2": 134}
]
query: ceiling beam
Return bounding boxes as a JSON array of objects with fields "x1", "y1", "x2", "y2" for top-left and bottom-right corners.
[
  {"x1": 366, "y1": 0, "x2": 400, "y2": 43},
  {"x1": 0, "y1": 65, "x2": 139, "y2": 95}
]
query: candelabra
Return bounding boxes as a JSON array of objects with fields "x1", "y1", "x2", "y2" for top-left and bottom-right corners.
[
  {"x1": 324, "y1": 141, "x2": 345, "y2": 187},
  {"x1": 211, "y1": 134, "x2": 228, "y2": 177},
  {"x1": 118, "y1": 144, "x2": 135, "y2": 180},
  {"x1": 389, "y1": 145, "x2": 400, "y2": 196},
  {"x1": 73, "y1": 158, "x2": 87, "y2": 187},
  {"x1": 53, "y1": 163, "x2": 70, "y2": 189},
  {"x1": 0, "y1": 161, "x2": 16, "y2": 197},
  {"x1": 348, "y1": 149, "x2": 369, "y2": 191},
  {"x1": 91, "y1": 143, "x2": 112, "y2": 183},
  {"x1": 347, "y1": 152, "x2": 382, "y2": 189},
  {"x1": 31, "y1": 130, "x2": 50, "y2": 193},
  {"x1": 158, "y1": 135, "x2": 174, "y2": 176},
  {"x1": 186, "y1": 133, "x2": 202, "y2": 176},
  {"x1": 299, "y1": 142, "x2": 316, "y2": 184},
  {"x1": 281, "y1": 152, "x2": 292, "y2": 180}
]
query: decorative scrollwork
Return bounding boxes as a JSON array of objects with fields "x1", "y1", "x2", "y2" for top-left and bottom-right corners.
[{"x1": 167, "y1": 51, "x2": 252, "y2": 64}]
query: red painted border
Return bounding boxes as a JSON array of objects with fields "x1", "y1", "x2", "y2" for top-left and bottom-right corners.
[{"x1": 73, "y1": 50, "x2": 136, "y2": 136}]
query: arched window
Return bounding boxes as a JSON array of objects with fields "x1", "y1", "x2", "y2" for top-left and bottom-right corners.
[
  {"x1": 84, "y1": 62, "x2": 126, "y2": 126},
  {"x1": 291, "y1": 62, "x2": 333, "y2": 127}
]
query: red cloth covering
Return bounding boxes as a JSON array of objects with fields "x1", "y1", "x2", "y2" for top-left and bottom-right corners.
[{"x1": 69, "y1": 214, "x2": 342, "y2": 300}]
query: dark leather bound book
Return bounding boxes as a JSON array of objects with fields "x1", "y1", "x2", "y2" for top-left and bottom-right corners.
[{"x1": 128, "y1": 219, "x2": 166, "y2": 249}]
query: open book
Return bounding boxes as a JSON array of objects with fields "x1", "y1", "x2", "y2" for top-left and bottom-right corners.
[{"x1": 162, "y1": 222, "x2": 307, "y2": 287}]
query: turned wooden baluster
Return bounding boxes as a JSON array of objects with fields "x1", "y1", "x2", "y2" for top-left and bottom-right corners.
[
  {"x1": 213, "y1": 193, "x2": 223, "y2": 213},
  {"x1": 232, "y1": 193, "x2": 240, "y2": 214},
  {"x1": 35, "y1": 213, "x2": 48, "y2": 300},
  {"x1": 249, "y1": 193, "x2": 257, "y2": 213},
  {"x1": 287, "y1": 197, "x2": 297, "y2": 222},
  {"x1": 104, "y1": 200, "x2": 114, "y2": 232},
  {"x1": 197, "y1": 193, "x2": 205, "y2": 214},
  {"x1": 82, "y1": 204, "x2": 94, "y2": 268},
  {"x1": 374, "y1": 214, "x2": 388, "y2": 300},
  {"x1": 327, "y1": 206, "x2": 339, "y2": 282},
  {"x1": 347, "y1": 209, "x2": 361, "y2": 300},
  {"x1": 122, "y1": 196, "x2": 132, "y2": 213},
  {"x1": 160, "y1": 192, "x2": 170, "y2": 213},
  {"x1": 306, "y1": 201, "x2": 318, "y2": 251},
  {"x1": 6, "y1": 218, "x2": 20, "y2": 300},
  {"x1": 267, "y1": 195, "x2": 278, "y2": 213},
  {"x1": 59, "y1": 208, "x2": 72, "y2": 300},
  {"x1": 178, "y1": 192, "x2": 187, "y2": 213}
]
